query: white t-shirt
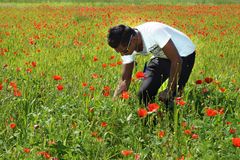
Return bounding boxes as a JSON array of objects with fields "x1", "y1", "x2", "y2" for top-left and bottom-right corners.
[{"x1": 121, "y1": 22, "x2": 196, "y2": 64}]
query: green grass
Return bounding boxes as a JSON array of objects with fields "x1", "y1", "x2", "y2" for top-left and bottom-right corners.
[{"x1": 0, "y1": 2, "x2": 240, "y2": 160}]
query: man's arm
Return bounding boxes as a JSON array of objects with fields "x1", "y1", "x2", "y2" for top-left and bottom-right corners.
[
  {"x1": 113, "y1": 62, "x2": 134, "y2": 97},
  {"x1": 162, "y1": 39, "x2": 182, "y2": 97}
]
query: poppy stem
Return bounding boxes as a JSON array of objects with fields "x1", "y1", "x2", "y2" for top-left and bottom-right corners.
[{"x1": 173, "y1": 104, "x2": 179, "y2": 134}]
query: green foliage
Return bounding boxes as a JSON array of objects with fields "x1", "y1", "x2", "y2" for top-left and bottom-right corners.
[{"x1": 0, "y1": 2, "x2": 240, "y2": 160}]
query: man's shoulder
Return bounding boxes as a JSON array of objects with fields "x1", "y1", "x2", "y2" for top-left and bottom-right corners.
[
  {"x1": 136, "y1": 22, "x2": 164, "y2": 33},
  {"x1": 136, "y1": 22, "x2": 163, "y2": 28}
]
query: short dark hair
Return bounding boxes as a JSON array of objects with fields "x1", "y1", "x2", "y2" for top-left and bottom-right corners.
[{"x1": 107, "y1": 24, "x2": 135, "y2": 48}]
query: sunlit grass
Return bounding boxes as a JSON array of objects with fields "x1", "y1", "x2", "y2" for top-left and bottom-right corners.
[{"x1": 0, "y1": 2, "x2": 239, "y2": 160}]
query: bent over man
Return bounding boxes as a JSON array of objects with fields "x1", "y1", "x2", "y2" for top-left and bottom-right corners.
[{"x1": 107, "y1": 22, "x2": 196, "y2": 106}]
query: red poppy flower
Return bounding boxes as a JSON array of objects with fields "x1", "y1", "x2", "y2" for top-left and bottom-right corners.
[
  {"x1": 9, "y1": 81, "x2": 17, "y2": 89},
  {"x1": 83, "y1": 93, "x2": 88, "y2": 97},
  {"x1": 218, "y1": 108, "x2": 224, "y2": 115},
  {"x1": 97, "y1": 137, "x2": 103, "y2": 142},
  {"x1": 57, "y1": 84, "x2": 63, "y2": 91},
  {"x1": 91, "y1": 131, "x2": 98, "y2": 137},
  {"x1": 3, "y1": 48, "x2": 8, "y2": 52},
  {"x1": 232, "y1": 79, "x2": 236, "y2": 83},
  {"x1": 121, "y1": 91, "x2": 129, "y2": 99},
  {"x1": 158, "y1": 130, "x2": 165, "y2": 138},
  {"x1": 103, "y1": 91, "x2": 110, "y2": 97},
  {"x1": 102, "y1": 63, "x2": 107, "y2": 68},
  {"x1": 101, "y1": 122, "x2": 107, "y2": 127},
  {"x1": 103, "y1": 86, "x2": 110, "y2": 91},
  {"x1": 191, "y1": 134, "x2": 199, "y2": 139},
  {"x1": 53, "y1": 75, "x2": 62, "y2": 80},
  {"x1": 110, "y1": 63, "x2": 117, "y2": 67},
  {"x1": 195, "y1": 79, "x2": 203, "y2": 84},
  {"x1": 29, "y1": 37, "x2": 35, "y2": 45},
  {"x1": 176, "y1": 100, "x2": 186, "y2": 106},
  {"x1": 175, "y1": 97, "x2": 186, "y2": 106},
  {"x1": 117, "y1": 61, "x2": 122, "y2": 65},
  {"x1": 16, "y1": 67, "x2": 21, "y2": 72},
  {"x1": 205, "y1": 108, "x2": 218, "y2": 117},
  {"x1": 0, "y1": 83, "x2": 3, "y2": 90},
  {"x1": 92, "y1": 74, "x2": 98, "y2": 79},
  {"x1": 181, "y1": 121, "x2": 187, "y2": 128},
  {"x1": 89, "y1": 86, "x2": 95, "y2": 91},
  {"x1": 109, "y1": 55, "x2": 115, "y2": 60},
  {"x1": 37, "y1": 151, "x2": 51, "y2": 159},
  {"x1": 135, "y1": 154, "x2": 140, "y2": 160},
  {"x1": 93, "y1": 56, "x2": 98, "y2": 61},
  {"x1": 34, "y1": 35, "x2": 40, "y2": 39},
  {"x1": 178, "y1": 155, "x2": 185, "y2": 160},
  {"x1": 10, "y1": 123, "x2": 16, "y2": 129},
  {"x1": 229, "y1": 128, "x2": 236, "y2": 134},
  {"x1": 121, "y1": 150, "x2": 133, "y2": 156},
  {"x1": 232, "y1": 138, "x2": 240, "y2": 147},
  {"x1": 82, "y1": 82, "x2": 87, "y2": 87},
  {"x1": 226, "y1": 122, "x2": 232, "y2": 125},
  {"x1": 81, "y1": 55, "x2": 85, "y2": 60},
  {"x1": 135, "y1": 71, "x2": 145, "y2": 79},
  {"x1": 31, "y1": 61, "x2": 37, "y2": 67},
  {"x1": 14, "y1": 90, "x2": 22, "y2": 97},
  {"x1": 26, "y1": 68, "x2": 32, "y2": 73},
  {"x1": 23, "y1": 148, "x2": 31, "y2": 153},
  {"x1": 137, "y1": 108, "x2": 148, "y2": 118},
  {"x1": 184, "y1": 130, "x2": 192, "y2": 135},
  {"x1": 202, "y1": 88, "x2": 209, "y2": 94},
  {"x1": 204, "y1": 77, "x2": 213, "y2": 83},
  {"x1": 147, "y1": 103, "x2": 160, "y2": 112},
  {"x1": 102, "y1": 86, "x2": 110, "y2": 96},
  {"x1": 219, "y1": 87, "x2": 226, "y2": 93}
]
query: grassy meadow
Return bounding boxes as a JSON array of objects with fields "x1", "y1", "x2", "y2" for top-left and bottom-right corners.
[{"x1": 0, "y1": 1, "x2": 240, "y2": 160}]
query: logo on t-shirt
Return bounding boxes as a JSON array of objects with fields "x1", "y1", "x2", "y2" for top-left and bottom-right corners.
[{"x1": 149, "y1": 44, "x2": 168, "y2": 59}]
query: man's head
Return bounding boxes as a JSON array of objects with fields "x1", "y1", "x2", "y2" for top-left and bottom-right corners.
[{"x1": 107, "y1": 24, "x2": 137, "y2": 55}]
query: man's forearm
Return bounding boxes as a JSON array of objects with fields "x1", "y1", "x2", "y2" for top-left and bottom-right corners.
[
  {"x1": 167, "y1": 60, "x2": 182, "y2": 96},
  {"x1": 113, "y1": 79, "x2": 131, "y2": 97},
  {"x1": 113, "y1": 62, "x2": 134, "y2": 97}
]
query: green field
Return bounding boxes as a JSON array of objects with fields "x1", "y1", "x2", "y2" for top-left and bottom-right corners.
[{"x1": 0, "y1": 1, "x2": 240, "y2": 160}]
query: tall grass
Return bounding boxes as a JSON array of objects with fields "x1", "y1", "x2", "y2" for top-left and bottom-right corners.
[{"x1": 0, "y1": 2, "x2": 239, "y2": 160}]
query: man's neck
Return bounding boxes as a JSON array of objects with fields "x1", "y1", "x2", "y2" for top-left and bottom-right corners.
[{"x1": 135, "y1": 30, "x2": 143, "y2": 52}]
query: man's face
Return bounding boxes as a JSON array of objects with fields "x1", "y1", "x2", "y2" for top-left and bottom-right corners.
[{"x1": 115, "y1": 34, "x2": 135, "y2": 56}]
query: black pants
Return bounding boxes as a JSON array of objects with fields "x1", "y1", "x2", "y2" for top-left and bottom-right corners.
[{"x1": 138, "y1": 52, "x2": 196, "y2": 106}]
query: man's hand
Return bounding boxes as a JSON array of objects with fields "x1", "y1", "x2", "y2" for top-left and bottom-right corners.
[
  {"x1": 113, "y1": 80, "x2": 127, "y2": 98},
  {"x1": 158, "y1": 89, "x2": 172, "y2": 103},
  {"x1": 113, "y1": 61, "x2": 134, "y2": 99}
]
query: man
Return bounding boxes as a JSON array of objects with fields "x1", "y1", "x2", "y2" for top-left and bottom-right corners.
[{"x1": 107, "y1": 22, "x2": 195, "y2": 106}]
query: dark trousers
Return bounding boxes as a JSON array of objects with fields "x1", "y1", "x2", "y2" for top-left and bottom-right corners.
[{"x1": 138, "y1": 52, "x2": 196, "y2": 106}]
